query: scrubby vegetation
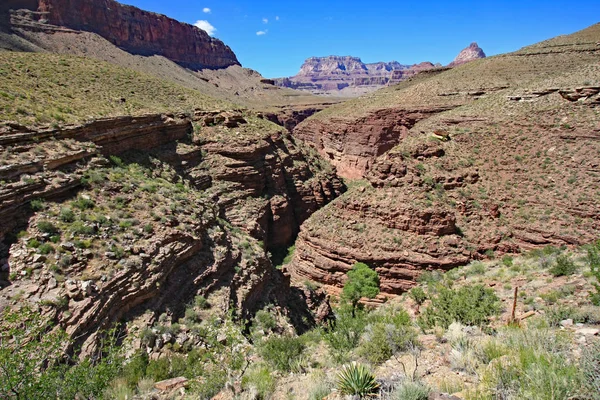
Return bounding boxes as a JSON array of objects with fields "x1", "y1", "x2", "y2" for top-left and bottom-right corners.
[{"x1": 2, "y1": 243, "x2": 599, "y2": 399}]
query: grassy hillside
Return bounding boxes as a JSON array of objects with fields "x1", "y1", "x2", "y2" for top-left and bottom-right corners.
[
  {"x1": 0, "y1": 52, "x2": 233, "y2": 127},
  {"x1": 312, "y1": 23, "x2": 600, "y2": 121}
]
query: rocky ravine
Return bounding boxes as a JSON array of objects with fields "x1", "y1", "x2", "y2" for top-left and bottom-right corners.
[
  {"x1": 3, "y1": 0, "x2": 239, "y2": 70},
  {"x1": 0, "y1": 111, "x2": 343, "y2": 355},
  {"x1": 287, "y1": 24, "x2": 600, "y2": 298}
]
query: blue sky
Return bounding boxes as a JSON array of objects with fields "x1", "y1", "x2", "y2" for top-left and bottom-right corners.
[{"x1": 122, "y1": 0, "x2": 600, "y2": 78}]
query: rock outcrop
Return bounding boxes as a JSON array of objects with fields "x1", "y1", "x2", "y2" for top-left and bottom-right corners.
[
  {"x1": 293, "y1": 106, "x2": 455, "y2": 179},
  {"x1": 449, "y1": 42, "x2": 486, "y2": 66},
  {"x1": 0, "y1": 111, "x2": 342, "y2": 354},
  {"x1": 4, "y1": 0, "x2": 239, "y2": 70}
]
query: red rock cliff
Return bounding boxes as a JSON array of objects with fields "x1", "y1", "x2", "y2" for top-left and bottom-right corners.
[{"x1": 14, "y1": 0, "x2": 240, "y2": 69}]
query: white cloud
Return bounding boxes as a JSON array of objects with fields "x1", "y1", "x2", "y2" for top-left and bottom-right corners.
[
  {"x1": 194, "y1": 20, "x2": 216, "y2": 36},
  {"x1": 256, "y1": 30, "x2": 268, "y2": 36},
  {"x1": 275, "y1": 16, "x2": 280, "y2": 21},
  {"x1": 202, "y1": 7, "x2": 211, "y2": 14},
  {"x1": 262, "y1": 18, "x2": 269, "y2": 24}
]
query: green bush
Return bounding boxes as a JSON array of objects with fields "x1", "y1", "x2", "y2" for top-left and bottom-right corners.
[
  {"x1": 0, "y1": 307, "x2": 122, "y2": 400},
  {"x1": 418, "y1": 284, "x2": 501, "y2": 329},
  {"x1": 30, "y1": 199, "x2": 46, "y2": 211},
  {"x1": 254, "y1": 309, "x2": 276, "y2": 331},
  {"x1": 408, "y1": 287, "x2": 427, "y2": 306},
  {"x1": 323, "y1": 306, "x2": 368, "y2": 362},
  {"x1": 336, "y1": 362, "x2": 379, "y2": 397},
  {"x1": 549, "y1": 255, "x2": 578, "y2": 277},
  {"x1": 37, "y1": 220, "x2": 59, "y2": 235},
  {"x1": 342, "y1": 262, "x2": 380, "y2": 316},
  {"x1": 357, "y1": 322, "x2": 417, "y2": 364},
  {"x1": 258, "y1": 335, "x2": 305, "y2": 372},
  {"x1": 72, "y1": 197, "x2": 95, "y2": 210},
  {"x1": 38, "y1": 243, "x2": 54, "y2": 255},
  {"x1": 59, "y1": 207, "x2": 75, "y2": 223}
]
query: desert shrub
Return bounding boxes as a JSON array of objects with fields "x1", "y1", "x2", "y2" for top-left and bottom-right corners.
[
  {"x1": 37, "y1": 220, "x2": 59, "y2": 234},
  {"x1": 391, "y1": 381, "x2": 430, "y2": 400},
  {"x1": 145, "y1": 357, "x2": 171, "y2": 382},
  {"x1": 323, "y1": 306, "x2": 369, "y2": 362},
  {"x1": 241, "y1": 364, "x2": 275, "y2": 400},
  {"x1": 38, "y1": 243, "x2": 54, "y2": 255},
  {"x1": 467, "y1": 261, "x2": 486, "y2": 276},
  {"x1": 549, "y1": 254, "x2": 578, "y2": 277},
  {"x1": 418, "y1": 284, "x2": 501, "y2": 329},
  {"x1": 336, "y1": 362, "x2": 379, "y2": 397},
  {"x1": 72, "y1": 197, "x2": 95, "y2": 210},
  {"x1": 30, "y1": 199, "x2": 46, "y2": 211},
  {"x1": 195, "y1": 295, "x2": 210, "y2": 309},
  {"x1": 587, "y1": 240, "x2": 600, "y2": 305},
  {"x1": 59, "y1": 207, "x2": 75, "y2": 223},
  {"x1": 27, "y1": 238, "x2": 41, "y2": 248},
  {"x1": 408, "y1": 287, "x2": 427, "y2": 306},
  {"x1": 258, "y1": 335, "x2": 305, "y2": 372},
  {"x1": 417, "y1": 270, "x2": 444, "y2": 285},
  {"x1": 357, "y1": 322, "x2": 417, "y2": 364},
  {"x1": 103, "y1": 378, "x2": 134, "y2": 400},
  {"x1": 581, "y1": 340, "x2": 600, "y2": 398},
  {"x1": 0, "y1": 307, "x2": 122, "y2": 399},
  {"x1": 357, "y1": 307, "x2": 416, "y2": 364},
  {"x1": 122, "y1": 351, "x2": 149, "y2": 387},
  {"x1": 254, "y1": 309, "x2": 276, "y2": 331},
  {"x1": 188, "y1": 366, "x2": 226, "y2": 399},
  {"x1": 482, "y1": 347, "x2": 581, "y2": 400},
  {"x1": 184, "y1": 307, "x2": 201, "y2": 323},
  {"x1": 544, "y1": 305, "x2": 575, "y2": 327},
  {"x1": 70, "y1": 221, "x2": 95, "y2": 235},
  {"x1": 307, "y1": 371, "x2": 332, "y2": 400}
]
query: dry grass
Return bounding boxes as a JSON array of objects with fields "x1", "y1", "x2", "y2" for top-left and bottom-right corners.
[{"x1": 0, "y1": 52, "x2": 232, "y2": 127}]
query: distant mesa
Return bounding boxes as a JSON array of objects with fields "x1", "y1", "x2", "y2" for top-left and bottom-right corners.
[
  {"x1": 2, "y1": 0, "x2": 240, "y2": 70},
  {"x1": 274, "y1": 44, "x2": 486, "y2": 96}
]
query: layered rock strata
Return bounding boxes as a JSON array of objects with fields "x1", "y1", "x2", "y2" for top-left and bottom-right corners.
[
  {"x1": 0, "y1": 111, "x2": 342, "y2": 354},
  {"x1": 4, "y1": 0, "x2": 239, "y2": 69}
]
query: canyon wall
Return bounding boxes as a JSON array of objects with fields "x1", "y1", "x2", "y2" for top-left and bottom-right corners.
[{"x1": 6, "y1": 0, "x2": 239, "y2": 69}]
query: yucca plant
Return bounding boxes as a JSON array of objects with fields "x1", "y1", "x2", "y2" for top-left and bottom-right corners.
[{"x1": 336, "y1": 362, "x2": 380, "y2": 397}]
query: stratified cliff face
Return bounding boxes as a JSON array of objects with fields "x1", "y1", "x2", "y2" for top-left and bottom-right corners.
[
  {"x1": 0, "y1": 112, "x2": 342, "y2": 354},
  {"x1": 9, "y1": 0, "x2": 239, "y2": 69},
  {"x1": 274, "y1": 56, "x2": 433, "y2": 95},
  {"x1": 287, "y1": 24, "x2": 600, "y2": 298}
]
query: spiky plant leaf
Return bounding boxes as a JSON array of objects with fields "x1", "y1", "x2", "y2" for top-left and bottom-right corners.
[{"x1": 336, "y1": 362, "x2": 379, "y2": 397}]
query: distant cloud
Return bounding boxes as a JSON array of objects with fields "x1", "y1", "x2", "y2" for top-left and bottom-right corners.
[
  {"x1": 256, "y1": 30, "x2": 268, "y2": 36},
  {"x1": 202, "y1": 7, "x2": 211, "y2": 14},
  {"x1": 262, "y1": 18, "x2": 269, "y2": 24},
  {"x1": 275, "y1": 16, "x2": 280, "y2": 21},
  {"x1": 194, "y1": 20, "x2": 216, "y2": 36}
]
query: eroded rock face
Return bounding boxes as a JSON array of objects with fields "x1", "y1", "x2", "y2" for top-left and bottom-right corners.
[
  {"x1": 449, "y1": 42, "x2": 486, "y2": 67},
  {"x1": 293, "y1": 107, "x2": 455, "y2": 179},
  {"x1": 7, "y1": 0, "x2": 239, "y2": 69},
  {"x1": 0, "y1": 111, "x2": 341, "y2": 354}
]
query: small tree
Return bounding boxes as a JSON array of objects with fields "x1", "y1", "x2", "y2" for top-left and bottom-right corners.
[{"x1": 342, "y1": 262, "x2": 380, "y2": 317}]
